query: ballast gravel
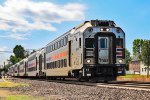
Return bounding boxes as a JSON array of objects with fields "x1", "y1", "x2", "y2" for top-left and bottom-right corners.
[{"x1": 9, "y1": 78, "x2": 150, "y2": 100}]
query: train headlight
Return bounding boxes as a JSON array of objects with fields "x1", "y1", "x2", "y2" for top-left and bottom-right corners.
[
  {"x1": 86, "y1": 59, "x2": 91, "y2": 63},
  {"x1": 100, "y1": 28, "x2": 110, "y2": 32},
  {"x1": 118, "y1": 59, "x2": 123, "y2": 63},
  {"x1": 106, "y1": 28, "x2": 110, "y2": 31},
  {"x1": 100, "y1": 28, "x2": 103, "y2": 31}
]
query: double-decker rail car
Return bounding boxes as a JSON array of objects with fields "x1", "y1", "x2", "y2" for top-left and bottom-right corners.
[
  {"x1": 44, "y1": 20, "x2": 126, "y2": 82},
  {"x1": 11, "y1": 49, "x2": 46, "y2": 78},
  {"x1": 25, "y1": 49, "x2": 45, "y2": 77},
  {"x1": 8, "y1": 20, "x2": 126, "y2": 82},
  {"x1": 26, "y1": 52, "x2": 39, "y2": 77}
]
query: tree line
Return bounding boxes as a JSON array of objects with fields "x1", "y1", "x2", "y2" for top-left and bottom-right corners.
[{"x1": 132, "y1": 39, "x2": 150, "y2": 77}]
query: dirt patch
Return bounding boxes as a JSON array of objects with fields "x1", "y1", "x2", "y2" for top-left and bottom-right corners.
[
  {"x1": 0, "y1": 88, "x2": 15, "y2": 97},
  {"x1": 117, "y1": 75, "x2": 150, "y2": 82}
]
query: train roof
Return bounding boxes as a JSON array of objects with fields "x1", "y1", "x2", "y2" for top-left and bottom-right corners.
[{"x1": 45, "y1": 20, "x2": 117, "y2": 47}]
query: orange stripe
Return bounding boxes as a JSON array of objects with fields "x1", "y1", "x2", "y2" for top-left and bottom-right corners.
[{"x1": 51, "y1": 51, "x2": 68, "y2": 61}]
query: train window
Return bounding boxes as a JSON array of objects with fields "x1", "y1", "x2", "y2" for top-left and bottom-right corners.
[
  {"x1": 100, "y1": 38, "x2": 107, "y2": 48},
  {"x1": 61, "y1": 59, "x2": 64, "y2": 67},
  {"x1": 52, "y1": 62, "x2": 54, "y2": 69},
  {"x1": 54, "y1": 44, "x2": 56, "y2": 50},
  {"x1": 56, "y1": 61, "x2": 58, "y2": 68},
  {"x1": 50, "y1": 62, "x2": 52, "y2": 69},
  {"x1": 49, "y1": 63, "x2": 51, "y2": 69},
  {"x1": 56, "y1": 43, "x2": 58, "y2": 50},
  {"x1": 55, "y1": 61, "x2": 57, "y2": 68},
  {"x1": 54, "y1": 43, "x2": 56, "y2": 50},
  {"x1": 50, "y1": 46, "x2": 51, "y2": 52},
  {"x1": 64, "y1": 36, "x2": 67, "y2": 46},
  {"x1": 85, "y1": 38, "x2": 95, "y2": 48},
  {"x1": 53, "y1": 44, "x2": 55, "y2": 50},
  {"x1": 59, "y1": 41, "x2": 61, "y2": 48},
  {"x1": 116, "y1": 38, "x2": 123, "y2": 48},
  {"x1": 47, "y1": 46, "x2": 49, "y2": 53},
  {"x1": 54, "y1": 61, "x2": 56, "y2": 68},
  {"x1": 59, "y1": 60, "x2": 61, "y2": 68},
  {"x1": 47, "y1": 63, "x2": 48, "y2": 69},
  {"x1": 79, "y1": 38, "x2": 81, "y2": 48},
  {"x1": 53, "y1": 62, "x2": 55, "y2": 68},
  {"x1": 66, "y1": 36, "x2": 68, "y2": 45},
  {"x1": 64, "y1": 59, "x2": 67, "y2": 67},
  {"x1": 61, "y1": 39, "x2": 64, "y2": 47},
  {"x1": 57, "y1": 42, "x2": 59, "y2": 49},
  {"x1": 49, "y1": 46, "x2": 51, "y2": 52},
  {"x1": 51, "y1": 45, "x2": 53, "y2": 51},
  {"x1": 28, "y1": 67, "x2": 36, "y2": 72},
  {"x1": 64, "y1": 37, "x2": 66, "y2": 46},
  {"x1": 58, "y1": 60, "x2": 59, "y2": 68},
  {"x1": 49, "y1": 63, "x2": 50, "y2": 69},
  {"x1": 46, "y1": 47, "x2": 48, "y2": 53}
]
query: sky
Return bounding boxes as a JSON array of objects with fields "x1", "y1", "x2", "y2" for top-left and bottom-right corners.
[{"x1": 0, "y1": 0, "x2": 150, "y2": 65}]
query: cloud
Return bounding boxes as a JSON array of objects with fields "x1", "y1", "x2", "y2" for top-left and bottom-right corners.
[
  {"x1": 0, "y1": 0, "x2": 86, "y2": 40},
  {"x1": 0, "y1": 33, "x2": 30, "y2": 40},
  {"x1": 0, "y1": 46, "x2": 7, "y2": 53}
]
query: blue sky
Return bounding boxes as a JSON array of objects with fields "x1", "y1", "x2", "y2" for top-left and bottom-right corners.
[{"x1": 0, "y1": 0, "x2": 150, "y2": 65}]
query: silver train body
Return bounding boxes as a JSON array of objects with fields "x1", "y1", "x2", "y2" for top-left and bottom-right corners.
[{"x1": 8, "y1": 20, "x2": 126, "y2": 81}]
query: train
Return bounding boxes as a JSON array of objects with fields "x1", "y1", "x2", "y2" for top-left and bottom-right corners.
[{"x1": 7, "y1": 20, "x2": 126, "y2": 82}]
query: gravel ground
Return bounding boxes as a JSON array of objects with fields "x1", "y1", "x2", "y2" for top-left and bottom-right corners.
[{"x1": 9, "y1": 78, "x2": 150, "y2": 100}]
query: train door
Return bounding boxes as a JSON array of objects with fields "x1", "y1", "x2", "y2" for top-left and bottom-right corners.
[
  {"x1": 98, "y1": 36, "x2": 113, "y2": 64},
  {"x1": 39, "y1": 55, "x2": 42, "y2": 76}
]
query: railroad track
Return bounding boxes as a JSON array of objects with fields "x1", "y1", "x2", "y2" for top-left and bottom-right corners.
[
  {"x1": 7, "y1": 77, "x2": 150, "y2": 91},
  {"x1": 97, "y1": 82, "x2": 150, "y2": 91},
  {"x1": 46, "y1": 79, "x2": 150, "y2": 91}
]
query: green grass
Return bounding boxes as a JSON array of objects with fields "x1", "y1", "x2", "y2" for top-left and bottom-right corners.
[
  {"x1": 118, "y1": 74, "x2": 150, "y2": 82},
  {"x1": 6, "y1": 95, "x2": 33, "y2": 100},
  {"x1": 0, "y1": 81, "x2": 29, "y2": 88},
  {"x1": 119, "y1": 74, "x2": 149, "y2": 78},
  {"x1": 120, "y1": 74, "x2": 141, "y2": 78},
  {"x1": 5, "y1": 95, "x2": 56, "y2": 100},
  {"x1": 0, "y1": 78, "x2": 29, "y2": 88}
]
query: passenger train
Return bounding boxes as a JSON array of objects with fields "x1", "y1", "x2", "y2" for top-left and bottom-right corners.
[{"x1": 8, "y1": 20, "x2": 126, "y2": 82}]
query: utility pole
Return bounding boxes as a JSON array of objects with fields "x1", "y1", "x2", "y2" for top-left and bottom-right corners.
[{"x1": 4, "y1": 61, "x2": 5, "y2": 77}]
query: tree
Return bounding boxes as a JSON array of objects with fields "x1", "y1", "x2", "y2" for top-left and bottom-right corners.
[
  {"x1": 141, "y1": 40, "x2": 150, "y2": 77},
  {"x1": 8, "y1": 45, "x2": 25, "y2": 65},
  {"x1": 9, "y1": 55, "x2": 21, "y2": 65},
  {"x1": 125, "y1": 48, "x2": 131, "y2": 70},
  {"x1": 24, "y1": 50, "x2": 30, "y2": 57},
  {"x1": 13, "y1": 45, "x2": 25, "y2": 59},
  {"x1": 133, "y1": 39, "x2": 144, "y2": 60}
]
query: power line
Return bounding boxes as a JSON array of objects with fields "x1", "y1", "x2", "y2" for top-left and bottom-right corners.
[
  {"x1": 0, "y1": 49, "x2": 36, "y2": 54},
  {"x1": 0, "y1": 51, "x2": 13, "y2": 53}
]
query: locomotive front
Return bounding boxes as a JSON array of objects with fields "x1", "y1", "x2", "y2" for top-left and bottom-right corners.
[{"x1": 83, "y1": 20, "x2": 126, "y2": 82}]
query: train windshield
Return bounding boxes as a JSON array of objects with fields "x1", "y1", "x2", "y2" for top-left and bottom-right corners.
[
  {"x1": 85, "y1": 38, "x2": 95, "y2": 48},
  {"x1": 116, "y1": 38, "x2": 123, "y2": 48}
]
